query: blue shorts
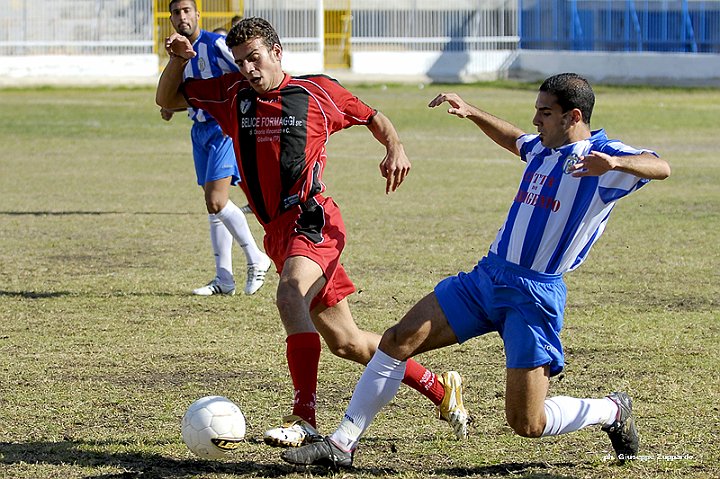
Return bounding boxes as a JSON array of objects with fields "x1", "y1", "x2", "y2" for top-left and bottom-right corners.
[
  {"x1": 191, "y1": 120, "x2": 240, "y2": 186},
  {"x1": 434, "y1": 253, "x2": 567, "y2": 376}
]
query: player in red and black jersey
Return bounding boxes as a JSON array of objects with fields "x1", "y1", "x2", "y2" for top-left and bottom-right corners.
[{"x1": 157, "y1": 16, "x2": 469, "y2": 447}]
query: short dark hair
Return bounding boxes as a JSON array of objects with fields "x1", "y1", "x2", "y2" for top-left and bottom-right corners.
[
  {"x1": 539, "y1": 73, "x2": 595, "y2": 124},
  {"x1": 226, "y1": 17, "x2": 281, "y2": 50},
  {"x1": 168, "y1": 0, "x2": 196, "y2": 12}
]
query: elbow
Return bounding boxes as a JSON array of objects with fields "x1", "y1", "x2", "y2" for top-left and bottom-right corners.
[
  {"x1": 641, "y1": 154, "x2": 671, "y2": 180},
  {"x1": 156, "y1": 91, "x2": 170, "y2": 109},
  {"x1": 656, "y1": 161, "x2": 671, "y2": 180},
  {"x1": 155, "y1": 84, "x2": 181, "y2": 109},
  {"x1": 662, "y1": 163, "x2": 672, "y2": 180}
]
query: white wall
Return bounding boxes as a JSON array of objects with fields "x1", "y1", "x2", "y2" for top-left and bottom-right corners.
[
  {"x1": 0, "y1": 54, "x2": 158, "y2": 86},
  {"x1": 0, "y1": 51, "x2": 323, "y2": 87},
  {"x1": 509, "y1": 51, "x2": 720, "y2": 87},
  {"x1": 344, "y1": 50, "x2": 720, "y2": 87},
  {"x1": 280, "y1": 51, "x2": 325, "y2": 76},
  {"x1": 1, "y1": 50, "x2": 718, "y2": 87},
  {"x1": 351, "y1": 50, "x2": 516, "y2": 83}
]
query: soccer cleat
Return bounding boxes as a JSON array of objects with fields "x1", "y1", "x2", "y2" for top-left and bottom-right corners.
[
  {"x1": 244, "y1": 253, "x2": 272, "y2": 295},
  {"x1": 240, "y1": 204, "x2": 253, "y2": 214},
  {"x1": 263, "y1": 415, "x2": 322, "y2": 448},
  {"x1": 281, "y1": 436, "x2": 354, "y2": 470},
  {"x1": 437, "y1": 371, "x2": 469, "y2": 440},
  {"x1": 192, "y1": 277, "x2": 235, "y2": 296},
  {"x1": 602, "y1": 391, "x2": 639, "y2": 462}
]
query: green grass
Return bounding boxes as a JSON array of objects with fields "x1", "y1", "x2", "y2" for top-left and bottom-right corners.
[{"x1": 0, "y1": 83, "x2": 718, "y2": 479}]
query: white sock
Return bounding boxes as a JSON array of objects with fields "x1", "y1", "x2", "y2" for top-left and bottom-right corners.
[
  {"x1": 329, "y1": 349, "x2": 406, "y2": 451},
  {"x1": 208, "y1": 214, "x2": 234, "y2": 284},
  {"x1": 215, "y1": 200, "x2": 264, "y2": 265},
  {"x1": 542, "y1": 396, "x2": 618, "y2": 436}
]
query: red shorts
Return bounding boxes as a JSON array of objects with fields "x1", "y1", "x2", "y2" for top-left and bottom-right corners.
[{"x1": 263, "y1": 195, "x2": 355, "y2": 309}]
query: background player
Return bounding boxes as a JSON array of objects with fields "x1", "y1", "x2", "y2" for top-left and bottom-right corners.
[
  {"x1": 163, "y1": 0, "x2": 270, "y2": 296},
  {"x1": 156, "y1": 16, "x2": 470, "y2": 447},
  {"x1": 282, "y1": 73, "x2": 671, "y2": 469}
]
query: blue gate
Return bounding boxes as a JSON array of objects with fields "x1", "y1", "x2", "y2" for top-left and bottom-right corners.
[{"x1": 519, "y1": 0, "x2": 720, "y2": 53}]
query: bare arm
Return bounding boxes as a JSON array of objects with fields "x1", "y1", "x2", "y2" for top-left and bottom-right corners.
[
  {"x1": 569, "y1": 151, "x2": 671, "y2": 180},
  {"x1": 155, "y1": 33, "x2": 195, "y2": 110},
  {"x1": 428, "y1": 92, "x2": 525, "y2": 156},
  {"x1": 367, "y1": 111, "x2": 411, "y2": 194}
]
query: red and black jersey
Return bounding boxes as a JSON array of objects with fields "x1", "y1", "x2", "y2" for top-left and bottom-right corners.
[{"x1": 182, "y1": 73, "x2": 375, "y2": 226}]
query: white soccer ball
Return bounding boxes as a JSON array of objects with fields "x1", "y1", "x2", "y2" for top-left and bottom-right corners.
[{"x1": 181, "y1": 396, "x2": 246, "y2": 459}]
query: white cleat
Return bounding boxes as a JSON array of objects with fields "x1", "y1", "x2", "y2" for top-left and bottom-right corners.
[
  {"x1": 192, "y1": 277, "x2": 236, "y2": 296},
  {"x1": 263, "y1": 415, "x2": 321, "y2": 448},
  {"x1": 244, "y1": 253, "x2": 272, "y2": 295}
]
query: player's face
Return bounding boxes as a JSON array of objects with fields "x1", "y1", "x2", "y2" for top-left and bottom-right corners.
[
  {"x1": 232, "y1": 38, "x2": 284, "y2": 94},
  {"x1": 532, "y1": 91, "x2": 573, "y2": 149},
  {"x1": 170, "y1": 1, "x2": 200, "y2": 40}
]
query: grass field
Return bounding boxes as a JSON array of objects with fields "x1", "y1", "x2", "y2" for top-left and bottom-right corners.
[{"x1": 0, "y1": 82, "x2": 718, "y2": 479}]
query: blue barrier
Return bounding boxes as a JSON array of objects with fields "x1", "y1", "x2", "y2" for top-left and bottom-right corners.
[{"x1": 519, "y1": 0, "x2": 720, "y2": 53}]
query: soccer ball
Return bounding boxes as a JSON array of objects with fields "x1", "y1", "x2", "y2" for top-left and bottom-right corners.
[{"x1": 181, "y1": 396, "x2": 246, "y2": 459}]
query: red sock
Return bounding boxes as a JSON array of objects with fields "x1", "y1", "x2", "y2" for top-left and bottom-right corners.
[
  {"x1": 286, "y1": 332, "x2": 321, "y2": 427},
  {"x1": 402, "y1": 358, "x2": 445, "y2": 405}
]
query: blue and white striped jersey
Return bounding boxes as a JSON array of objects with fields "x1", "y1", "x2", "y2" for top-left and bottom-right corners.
[
  {"x1": 183, "y1": 30, "x2": 239, "y2": 123},
  {"x1": 489, "y1": 129, "x2": 656, "y2": 275}
]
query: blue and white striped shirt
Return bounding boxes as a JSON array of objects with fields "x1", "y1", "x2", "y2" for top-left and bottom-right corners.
[
  {"x1": 183, "y1": 30, "x2": 239, "y2": 123},
  {"x1": 489, "y1": 129, "x2": 656, "y2": 275}
]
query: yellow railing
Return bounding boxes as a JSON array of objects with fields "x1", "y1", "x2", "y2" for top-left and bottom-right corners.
[
  {"x1": 154, "y1": 1, "x2": 351, "y2": 70},
  {"x1": 153, "y1": 0, "x2": 243, "y2": 61},
  {"x1": 324, "y1": 2, "x2": 351, "y2": 69}
]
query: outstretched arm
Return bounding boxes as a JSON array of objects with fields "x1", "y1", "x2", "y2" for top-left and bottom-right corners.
[
  {"x1": 367, "y1": 111, "x2": 411, "y2": 194},
  {"x1": 569, "y1": 151, "x2": 671, "y2": 180},
  {"x1": 428, "y1": 92, "x2": 525, "y2": 156},
  {"x1": 155, "y1": 33, "x2": 196, "y2": 110}
]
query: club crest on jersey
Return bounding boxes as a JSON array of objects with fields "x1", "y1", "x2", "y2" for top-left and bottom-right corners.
[
  {"x1": 240, "y1": 99, "x2": 251, "y2": 114},
  {"x1": 563, "y1": 154, "x2": 581, "y2": 174},
  {"x1": 198, "y1": 57, "x2": 206, "y2": 71}
]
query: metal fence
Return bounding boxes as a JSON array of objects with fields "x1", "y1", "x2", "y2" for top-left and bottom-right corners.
[
  {"x1": 350, "y1": 0, "x2": 519, "y2": 52},
  {"x1": 520, "y1": 0, "x2": 720, "y2": 53},
  {"x1": 0, "y1": 0, "x2": 153, "y2": 55},
  {"x1": 2, "y1": 0, "x2": 718, "y2": 57},
  {"x1": 241, "y1": 0, "x2": 323, "y2": 53}
]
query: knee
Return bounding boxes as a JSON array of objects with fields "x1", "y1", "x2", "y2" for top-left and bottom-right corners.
[
  {"x1": 275, "y1": 280, "x2": 301, "y2": 314},
  {"x1": 506, "y1": 412, "x2": 545, "y2": 438},
  {"x1": 204, "y1": 189, "x2": 227, "y2": 214},
  {"x1": 326, "y1": 337, "x2": 366, "y2": 363},
  {"x1": 205, "y1": 198, "x2": 225, "y2": 214},
  {"x1": 377, "y1": 324, "x2": 412, "y2": 359}
]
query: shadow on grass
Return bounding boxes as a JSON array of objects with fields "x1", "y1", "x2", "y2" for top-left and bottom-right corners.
[
  {"x1": 0, "y1": 439, "x2": 289, "y2": 478},
  {"x1": 0, "y1": 439, "x2": 399, "y2": 478},
  {"x1": 0, "y1": 211, "x2": 194, "y2": 216},
  {"x1": 0, "y1": 290, "x2": 72, "y2": 299},
  {"x1": 0, "y1": 290, "x2": 186, "y2": 299},
  {"x1": 437, "y1": 462, "x2": 581, "y2": 478}
]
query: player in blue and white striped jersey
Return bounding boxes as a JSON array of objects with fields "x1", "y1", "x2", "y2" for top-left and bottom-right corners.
[
  {"x1": 281, "y1": 73, "x2": 671, "y2": 468},
  {"x1": 162, "y1": 0, "x2": 270, "y2": 296},
  {"x1": 490, "y1": 128, "x2": 656, "y2": 275}
]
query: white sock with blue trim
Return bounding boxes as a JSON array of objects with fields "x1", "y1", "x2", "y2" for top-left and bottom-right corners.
[
  {"x1": 542, "y1": 396, "x2": 618, "y2": 436},
  {"x1": 215, "y1": 199, "x2": 264, "y2": 265},
  {"x1": 330, "y1": 349, "x2": 406, "y2": 451},
  {"x1": 208, "y1": 214, "x2": 233, "y2": 284}
]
